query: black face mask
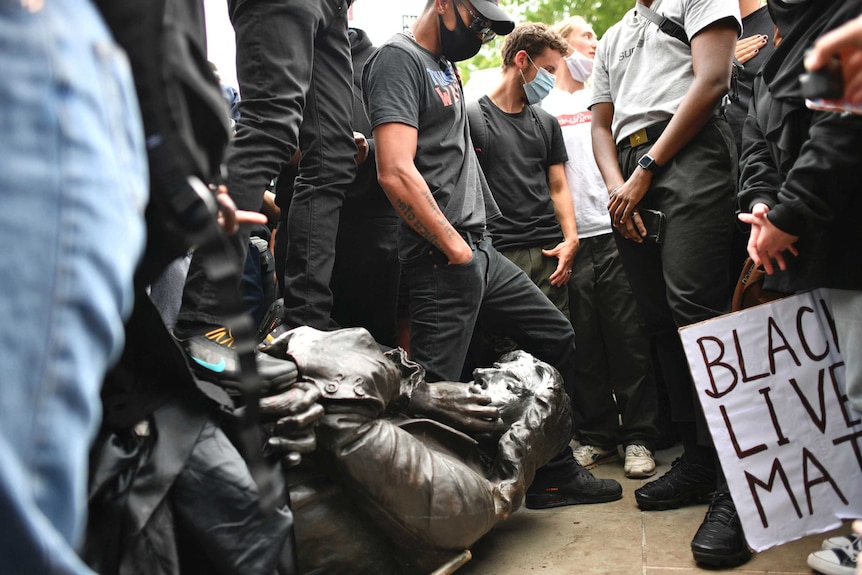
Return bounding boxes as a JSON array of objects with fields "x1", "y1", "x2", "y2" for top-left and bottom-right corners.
[
  {"x1": 768, "y1": 0, "x2": 811, "y2": 39},
  {"x1": 438, "y1": 3, "x2": 482, "y2": 62}
]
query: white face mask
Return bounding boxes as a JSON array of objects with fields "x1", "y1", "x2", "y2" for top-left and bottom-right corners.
[{"x1": 565, "y1": 50, "x2": 594, "y2": 83}]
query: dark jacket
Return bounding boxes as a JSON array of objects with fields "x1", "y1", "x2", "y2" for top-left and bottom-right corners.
[{"x1": 738, "y1": 0, "x2": 862, "y2": 291}]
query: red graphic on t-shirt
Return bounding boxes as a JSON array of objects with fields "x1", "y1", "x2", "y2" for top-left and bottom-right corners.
[
  {"x1": 556, "y1": 111, "x2": 592, "y2": 126},
  {"x1": 435, "y1": 84, "x2": 461, "y2": 107},
  {"x1": 427, "y1": 67, "x2": 460, "y2": 108}
]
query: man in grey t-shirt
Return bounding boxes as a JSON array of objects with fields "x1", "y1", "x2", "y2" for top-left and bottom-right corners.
[
  {"x1": 589, "y1": 0, "x2": 749, "y2": 568},
  {"x1": 363, "y1": 0, "x2": 622, "y2": 510}
]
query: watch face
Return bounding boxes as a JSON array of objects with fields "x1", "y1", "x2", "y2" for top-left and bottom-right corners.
[{"x1": 639, "y1": 154, "x2": 658, "y2": 172}]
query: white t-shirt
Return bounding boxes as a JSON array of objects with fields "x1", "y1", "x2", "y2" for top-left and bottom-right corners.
[
  {"x1": 589, "y1": 0, "x2": 741, "y2": 144},
  {"x1": 543, "y1": 87, "x2": 612, "y2": 239}
]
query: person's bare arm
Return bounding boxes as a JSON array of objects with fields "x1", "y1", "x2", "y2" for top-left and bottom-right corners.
[
  {"x1": 590, "y1": 102, "x2": 647, "y2": 241},
  {"x1": 374, "y1": 122, "x2": 472, "y2": 265},
  {"x1": 590, "y1": 101, "x2": 625, "y2": 193},
  {"x1": 606, "y1": 19, "x2": 739, "y2": 232},
  {"x1": 542, "y1": 163, "x2": 579, "y2": 286}
]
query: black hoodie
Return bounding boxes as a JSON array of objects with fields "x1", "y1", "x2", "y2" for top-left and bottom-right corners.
[
  {"x1": 344, "y1": 28, "x2": 398, "y2": 219},
  {"x1": 738, "y1": 0, "x2": 862, "y2": 291}
]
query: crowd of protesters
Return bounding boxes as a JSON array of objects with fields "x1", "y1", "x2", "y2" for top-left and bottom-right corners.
[{"x1": 1, "y1": 0, "x2": 861, "y2": 574}]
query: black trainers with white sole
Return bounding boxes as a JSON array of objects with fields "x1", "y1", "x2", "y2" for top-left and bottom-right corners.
[{"x1": 178, "y1": 326, "x2": 298, "y2": 395}]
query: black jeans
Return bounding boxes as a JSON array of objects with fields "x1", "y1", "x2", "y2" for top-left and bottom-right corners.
[
  {"x1": 404, "y1": 235, "x2": 580, "y2": 476},
  {"x1": 614, "y1": 117, "x2": 737, "y2": 445},
  {"x1": 403, "y1": 236, "x2": 577, "y2": 396},
  {"x1": 330, "y1": 216, "x2": 401, "y2": 347},
  {"x1": 178, "y1": 0, "x2": 355, "y2": 331}
]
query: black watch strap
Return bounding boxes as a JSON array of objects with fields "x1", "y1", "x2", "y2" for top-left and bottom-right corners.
[{"x1": 638, "y1": 154, "x2": 663, "y2": 174}]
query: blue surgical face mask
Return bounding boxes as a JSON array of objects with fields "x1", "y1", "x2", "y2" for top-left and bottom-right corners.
[{"x1": 521, "y1": 55, "x2": 556, "y2": 104}]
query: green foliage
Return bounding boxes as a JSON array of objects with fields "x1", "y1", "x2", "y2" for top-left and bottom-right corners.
[{"x1": 459, "y1": 0, "x2": 631, "y2": 84}]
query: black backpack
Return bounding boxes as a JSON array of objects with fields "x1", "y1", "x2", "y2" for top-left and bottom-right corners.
[{"x1": 467, "y1": 97, "x2": 558, "y2": 173}]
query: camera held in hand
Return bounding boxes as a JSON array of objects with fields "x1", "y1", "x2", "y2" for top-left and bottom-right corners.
[{"x1": 799, "y1": 55, "x2": 844, "y2": 100}]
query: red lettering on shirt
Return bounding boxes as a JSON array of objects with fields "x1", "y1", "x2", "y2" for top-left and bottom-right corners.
[
  {"x1": 555, "y1": 111, "x2": 592, "y2": 127},
  {"x1": 434, "y1": 86, "x2": 452, "y2": 106}
]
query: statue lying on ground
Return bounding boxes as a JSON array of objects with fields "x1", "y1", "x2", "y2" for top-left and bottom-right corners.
[{"x1": 261, "y1": 326, "x2": 573, "y2": 575}]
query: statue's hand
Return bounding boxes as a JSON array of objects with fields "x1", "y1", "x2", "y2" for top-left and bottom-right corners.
[
  {"x1": 259, "y1": 380, "x2": 325, "y2": 465},
  {"x1": 408, "y1": 381, "x2": 505, "y2": 434}
]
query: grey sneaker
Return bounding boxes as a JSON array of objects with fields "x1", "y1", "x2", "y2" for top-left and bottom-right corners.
[
  {"x1": 624, "y1": 444, "x2": 656, "y2": 478},
  {"x1": 808, "y1": 541, "x2": 861, "y2": 575},
  {"x1": 823, "y1": 532, "x2": 861, "y2": 551},
  {"x1": 572, "y1": 444, "x2": 619, "y2": 469}
]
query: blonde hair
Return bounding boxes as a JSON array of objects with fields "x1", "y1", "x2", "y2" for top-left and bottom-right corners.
[{"x1": 552, "y1": 15, "x2": 592, "y2": 44}]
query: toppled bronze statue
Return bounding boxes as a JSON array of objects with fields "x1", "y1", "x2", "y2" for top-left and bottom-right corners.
[{"x1": 260, "y1": 326, "x2": 573, "y2": 574}]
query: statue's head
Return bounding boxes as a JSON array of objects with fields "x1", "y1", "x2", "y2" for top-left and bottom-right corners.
[{"x1": 471, "y1": 350, "x2": 564, "y2": 425}]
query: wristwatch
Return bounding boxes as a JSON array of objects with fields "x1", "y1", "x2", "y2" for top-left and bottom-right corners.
[{"x1": 637, "y1": 153, "x2": 663, "y2": 174}]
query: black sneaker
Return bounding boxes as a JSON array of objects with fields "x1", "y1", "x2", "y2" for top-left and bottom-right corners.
[
  {"x1": 634, "y1": 455, "x2": 716, "y2": 511},
  {"x1": 525, "y1": 462, "x2": 623, "y2": 509},
  {"x1": 178, "y1": 326, "x2": 298, "y2": 395},
  {"x1": 691, "y1": 492, "x2": 753, "y2": 568}
]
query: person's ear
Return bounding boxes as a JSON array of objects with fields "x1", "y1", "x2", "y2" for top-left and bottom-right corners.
[
  {"x1": 435, "y1": 0, "x2": 450, "y2": 16},
  {"x1": 515, "y1": 50, "x2": 529, "y2": 70}
]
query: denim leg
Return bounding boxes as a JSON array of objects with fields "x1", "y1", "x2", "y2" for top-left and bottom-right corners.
[
  {"x1": 480, "y1": 246, "x2": 569, "y2": 365},
  {"x1": 282, "y1": 7, "x2": 355, "y2": 329},
  {"x1": 404, "y1": 244, "x2": 485, "y2": 382},
  {"x1": 826, "y1": 289, "x2": 862, "y2": 414},
  {"x1": 477, "y1": 242, "x2": 578, "y2": 401},
  {"x1": 180, "y1": 0, "x2": 354, "y2": 329},
  {"x1": 0, "y1": 2, "x2": 147, "y2": 572}
]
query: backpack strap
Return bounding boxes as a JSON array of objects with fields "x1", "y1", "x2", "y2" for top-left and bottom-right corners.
[
  {"x1": 527, "y1": 104, "x2": 556, "y2": 172},
  {"x1": 634, "y1": 3, "x2": 743, "y2": 104},
  {"x1": 635, "y1": 3, "x2": 690, "y2": 46},
  {"x1": 466, "y1": 99, "x2": 489, "y2": 164}
]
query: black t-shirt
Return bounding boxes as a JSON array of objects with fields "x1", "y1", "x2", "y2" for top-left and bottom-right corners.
[
  {"x1": 362, "y1": 33, "x2": 500, "y2": 263},
  {"x1": 727, "y1": 6, "x2": 776, "y2": 154},
  {"x1": 471, "y1": 95, "x2": 568, "y2": 251}
]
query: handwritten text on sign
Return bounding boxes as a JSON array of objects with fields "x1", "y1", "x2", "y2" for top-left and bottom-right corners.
[{"x1": 680, "y1": 290, "x2": 862, "y2": 552}]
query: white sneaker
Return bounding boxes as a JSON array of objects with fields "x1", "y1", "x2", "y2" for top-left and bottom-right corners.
[
  {"x1": 807, "y1": 547, "x2": 860, "y2": 575},
  {"x1": 572, "y1": 444, "x2": 618, "y2": 469},
  {"x1": 624, "y1": 444, "x2": 656, "y2": 478},
  {"x1": 823, "y1": 532, "x2": 861, "y2": 550}
]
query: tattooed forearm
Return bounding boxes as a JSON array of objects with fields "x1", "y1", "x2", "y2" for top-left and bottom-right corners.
[{"x1": 394, "y1": 193, "x2": 456, "y2": 253}]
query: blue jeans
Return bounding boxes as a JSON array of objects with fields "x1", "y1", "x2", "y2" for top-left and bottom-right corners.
[
  {"x1": 826, "y1": 289, "x2": 862, "y2": 415},
  {"x1": 0, "y1": 2, "x2": 147, "y2": 573}
]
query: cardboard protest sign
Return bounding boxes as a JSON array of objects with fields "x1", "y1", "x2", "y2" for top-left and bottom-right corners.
[{"x1": 680, "y1": 290, "x2": 862, "y2": 552}]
